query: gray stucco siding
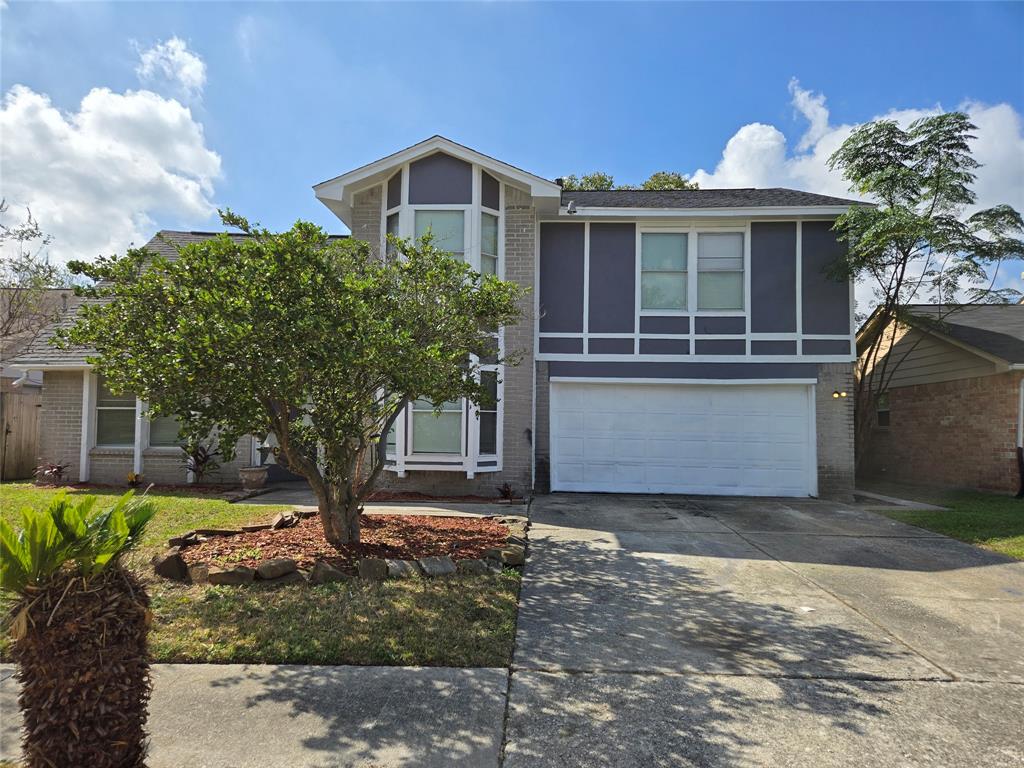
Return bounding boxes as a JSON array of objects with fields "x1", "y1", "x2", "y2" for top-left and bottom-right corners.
[
  {"x1": 750, "y1": 222, "x2": 797, "y2": 333},
  {"x1": 694, "y1": 339, "x2": 746, "y2": 355},
  {"x1": 407, "y1": 152, "x2": 472, "y2": 204},
  {"x1": 640, "y1": 316, "x2": 689, "y2": 334},
  {"x1": 694, "y1": 316, "x2": 745, "y2": 335},
  {"x1": 588, "y1": 338, "x2": 634, "y2": 354},
  {"x1": 547, "y1": 361, "x2": 818, "y2": 379},
  {"x1": 539, "y1": 223, "x2": 585, "y2": 333},
  {"x1": 387, "y1": 170, "x2": 402, "y2": 210},
  {"x1": 639, "y1": 338, "x2": 689, "y2": 355},
  {"x1": 587, "y1": 223, "x2": 636, "y2": 334},
  {"x1": 482, "y1": 171, "x2": 500, "y2": 210},
  {"x1": 801, "y1": 221, "x2": 851, "y2": 335},
  {"x1": 752, "y1": 340, "x2": 797, "y2": 355},
  {"x1": 539, "y1": 337, "x2": 583, "y2": 354}
]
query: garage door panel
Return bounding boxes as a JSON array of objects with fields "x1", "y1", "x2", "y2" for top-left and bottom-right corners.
[{"x1": 550, "y1": 382, "x2": 813, "y2": 497}]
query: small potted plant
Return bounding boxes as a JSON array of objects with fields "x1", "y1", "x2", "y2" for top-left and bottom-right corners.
[{"x1": 238, "y1": 465, "x2": 269, "y2": 490}]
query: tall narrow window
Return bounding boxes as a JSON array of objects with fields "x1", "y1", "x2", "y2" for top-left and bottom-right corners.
[
  {"x1": 411, "y1": 399, "x2": 462, "y2": 454},
  {"x1": 478, "y1": 371, "x2": 498, "y2": 455},
  {"x1": 697, "y1": 232, "x2": 744, "y2": 310},
  {"x1": 148, "y1": 415, "x2": 181, "y2": 447},
  {"x1": 481, "y1": 213, "x2": 498, "y2": 276},
  {"x1": 876, "y1": 392, "x2": 891, "y2": 428},
  {"x1": 641, "y1": 233, "x2": 687, "y2": 310},
  {"x1": 385, "y1": 212, "x2": 400, "y2": 257},
  {"x1": 414, "y1": 210, "x2": 464, "y2": 260},
  {"x1": 95, "y1": 376, "x2": 135, "y2": 447}
]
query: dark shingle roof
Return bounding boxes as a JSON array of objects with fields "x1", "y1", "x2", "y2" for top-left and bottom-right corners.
[
  {"x1": 560, "y1": 188, "x2": 867, "y2": 209},
  {"x1": 7, "y1": 230, "x2": 345, "y2": 367},
  {"x1": 906, "y1": 304, "x2": 1024, "y2": 364}
]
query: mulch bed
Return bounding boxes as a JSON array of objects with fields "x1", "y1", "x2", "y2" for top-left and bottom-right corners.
[{"x1": 179, "y1": 514, "x2": 510, "y2": 573}]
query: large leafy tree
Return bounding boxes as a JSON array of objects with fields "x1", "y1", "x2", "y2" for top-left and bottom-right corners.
[
  {"x1": 560, "y1": 171, "x2": 698, "y2": 191},
  {"x1": 827, "y1": 112, "x2": 1023, "y2": 462},
  {"x1": 61, "y1": 212, "x2": 524, "y2": 545}
]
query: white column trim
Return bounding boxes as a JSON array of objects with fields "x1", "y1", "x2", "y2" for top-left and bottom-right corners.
[
  {"x1": 78, "y1": 370, "x2": 93, "y2": 482},
  {"x1": 132, "y1": 399, "x2": 144, "y2": 476}
]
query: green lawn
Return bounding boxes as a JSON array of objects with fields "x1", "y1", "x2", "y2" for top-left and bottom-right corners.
[
  {"x1": 0, "y1": 482, "x2": 522, "y2": 667},
  {"x1": 864, "y1": 482, "x2": 1024, "y2": 560}
]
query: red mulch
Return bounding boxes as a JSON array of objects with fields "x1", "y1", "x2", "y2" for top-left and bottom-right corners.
[{"x1": 179, "y1": 514, "x2": 509, "y2": 573}]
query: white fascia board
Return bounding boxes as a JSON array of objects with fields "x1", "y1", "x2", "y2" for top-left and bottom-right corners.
[
  {"x1": 7, "y1": 362, "x2": 91, "y2": 371},
  {"x1": 557, "y1": 205, "x2": 855, "y2": 219},
  {"x1": 313, "y1": 136, "x2": 561, "y2": 226}
]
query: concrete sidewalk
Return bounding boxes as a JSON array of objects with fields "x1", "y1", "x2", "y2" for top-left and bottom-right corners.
[{"x1": 1, "y1": 664, "x2": 508, "y2": 768}]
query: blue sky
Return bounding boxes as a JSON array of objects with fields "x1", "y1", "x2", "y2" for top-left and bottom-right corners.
[{"x1": 2, "y1": 1, "x2": 1023, "y2": 299}]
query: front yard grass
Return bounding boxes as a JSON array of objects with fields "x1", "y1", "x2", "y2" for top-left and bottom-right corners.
[
  {"x1": 1, "y1": 483, "x2": 522, "y2": 667},
  {"x1": 863, "y1": 482, "x2": 1024, "y2": 560}
]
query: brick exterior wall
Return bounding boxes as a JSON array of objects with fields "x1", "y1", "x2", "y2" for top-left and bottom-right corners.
[
  {"x1": 534, "y1": 361, "x2": 551, "y2": 493},
  {"x1": 815, "y1": 362, "x2": 856, "y2": 499},
  {"x1": 351, "y1": 186, "x2": 382, "y2": 259},
  {"x1": 862, "y1": 371, "x2": 1020, "y2": 493},
  {"x1": 374, "y1": 184, "x2": 537, "y2": 498},
  {"x1": 38, "y1": 370, "x2": 252, "y2": 486}
]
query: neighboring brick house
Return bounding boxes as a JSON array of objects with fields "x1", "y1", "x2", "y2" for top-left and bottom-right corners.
[
  {"x1": 858, "y1": 304, "x2": 1024, "y2": 494},
  {"x1": 11, "y1": 136, "x2": 863, "y2": 498}
]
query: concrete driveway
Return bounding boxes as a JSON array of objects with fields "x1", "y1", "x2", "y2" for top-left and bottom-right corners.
[{"x1": 505, "y1": 494, "x2": 1024, "y2": 767}]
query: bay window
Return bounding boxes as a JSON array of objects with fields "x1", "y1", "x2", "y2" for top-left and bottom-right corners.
[
  {"x1": 411, "y1": 398, "x2": 463, "y2": 454},
  {"x1": 414, "y1": 210, "x2": 465, "y2": 260},
  {"x1": 641, "y1": 233, "x2": 687, "y2": 310},
  {"x1": 95, "y1": 377, "x2": 135, "y2": 447},
  {"x1": 697, "y1": 232, "x2": 744, "y2": 310}
]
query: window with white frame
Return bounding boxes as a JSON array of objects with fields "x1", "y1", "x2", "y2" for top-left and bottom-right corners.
[
  {"x1": 641, "y1": 233, "x2": 687, "y2": 310},
  {"x1": 478, "y1": 371, "x2": 498, "y2": 454},
  {"x1": 414, "y1": 210, "x2": 465, "y2": 260},
  {"x1": 480, "y1": 213, "x2": 498, "y2": 276},
  {"x1": 411, "y1": 398, "x2": 463, "y2": 454},
  {"x1": 385, "y1": 212, "x2": 400, "y2": 257},
  {"x1": 148, "y1": 415, "x2": 181, "y2": 447},
  {"x1": 95, "y1": 376, "x2": 135, "y2": 447},
  {"x1": 697, "y1": 232, "x2": 744, "y2": 310}
]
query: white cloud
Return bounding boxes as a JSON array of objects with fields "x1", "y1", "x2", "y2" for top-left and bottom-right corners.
[
  {"x1": 692, "y1": 81, "x2": 1024, "y2": 311},
  {"x1": 135, "y1": 37, "x2": 206, "y2": 101},
  {"x1": 0, "y1": 84, "x2": 221, "y2": 264},
  {"x1": 235, "y1": 15, "x2": 262, "y2": 64}
]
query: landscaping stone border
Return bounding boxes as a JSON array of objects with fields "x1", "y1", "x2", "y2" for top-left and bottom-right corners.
[{"x1": 151, "y1": 511, "x2": 530, "y2": 587}]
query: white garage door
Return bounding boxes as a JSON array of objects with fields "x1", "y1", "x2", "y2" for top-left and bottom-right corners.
[{"x1": 550, "y1": 382, "x2": 815, "y2": 497}]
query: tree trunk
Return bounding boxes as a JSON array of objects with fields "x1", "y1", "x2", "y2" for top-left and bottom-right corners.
[{"x1": 316, "y1": 486, "x2": 362, "y2": 547}]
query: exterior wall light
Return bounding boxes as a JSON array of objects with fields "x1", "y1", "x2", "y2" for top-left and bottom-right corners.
[{"x1": 832, "y1": 390, "x2": 848, "y2": 398}]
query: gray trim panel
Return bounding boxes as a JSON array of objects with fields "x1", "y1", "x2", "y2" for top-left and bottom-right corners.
[
  {"x1": 802, "y1": 339, "x2": 851, "y2": 355},
  {"x1": 408, "y1": 152, "x2": 473, "y2": 204},
  {"x1": 387, "y1": 171, "x2": 402, "y2": 210},
  {"x1": 539, "y1": 223, "x2": 586, "y2": 333},
  {"x1": 588, "y1": 223, "x2": 636, "y2": 334},
  {"x1": 694, "y1": 316, "x2": 745, "y2": 335},
  {"x1": 751, "y1": 340, "x2": 798, "y2": 355},
  {"x1": 694, "y1": 339, "x2": 746, "y2": 355},
  {"x1": 801, "y1": 221, "x2": 851, "y2": 334},
  {"x1": 639, "y1": 338, "x2": 690, "y2": 355},
  {"x1": 640, "y1": 316, "x2": 690, "y2": 334},
  {"x1": 539, "y1": 337, "x2": 584, "y2": 354},
  {"x1": 588, "y1": 338, "x2": 634, "y2": 354},
  {"x1": 482, "y1": 171, "x2": 500, "y2": 210},
  {"x1": 750, "y1": 222, "x2": 797, "y2": 332}
]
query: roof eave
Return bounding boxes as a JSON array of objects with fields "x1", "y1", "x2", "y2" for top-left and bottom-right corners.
[{"x1": 556, "y1": 204, "x2": 858, "y2": 219}]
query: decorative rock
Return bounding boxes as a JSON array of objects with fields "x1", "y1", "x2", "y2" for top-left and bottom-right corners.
[
  {"x1": 167, "y1": 531, "x2": 198, "y2": 547},
  {"x1": 195, "y1": 528, "x2": 240, "y2": 537},
  {"x1": 505, "y1": 523, "x2": 528, "y2": 538},
  {"x1": 188, "y1": 562, "x2": 210, "y2": 584},
  {"x1": 457, "y1": 559, "x2": 489, "y2": 575},
  {"x1": 505, "y1": 535, "x2": 528, "y2": 549},
  {"x1": 309, "y1": 560, "x2": 348, "y2": 585},
  {"x1": 241, "y1": 523, "x2": 273, "y2": 533},
  {"x1": 261, "y1": 570, "x2": 306, "y2": 586},
  {"x1": 418, "y1": 555, "x2": 457, "y2": 577},
  {"x1": 153, "y1": 549, "x2": 189, "y2": 581},
  {"x1": 271, "y1": 512, "x2": 297, "y2": 530},
  {"x1": 296, "y1": 509, "x2": 317, "y2": 519},
  {"x1": 386, "y1": 559, "x2": 421, "y2": 579},
  {"x1": 485, "y1": 545, "x2": 525, "y2": 566},
  {"x1": 498, "y1": 515, "x2": 528, "y2": 526},
  {"x1": 208, "y1": 565, "x2": 256, "y2": 586},
  {"x1": 256, "y1": 558, "x2": 298, "y2": 580},
  {"x1": 357, "y1": 558, "x2": 388, "y2": 581}
]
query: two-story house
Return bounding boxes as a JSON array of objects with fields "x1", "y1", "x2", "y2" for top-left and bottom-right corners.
[{"x1": 12, "y1": 136, "x2": 861, "y2": 498}]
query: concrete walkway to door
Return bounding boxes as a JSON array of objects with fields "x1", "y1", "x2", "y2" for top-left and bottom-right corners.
[{"x1": 504, "y1": 493, "x2": 1024, "y2": 767}]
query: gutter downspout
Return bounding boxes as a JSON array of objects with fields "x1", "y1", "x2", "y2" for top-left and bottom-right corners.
[{"x1": 1017, "y1": 376, "x2": 1024, "y2": 499}]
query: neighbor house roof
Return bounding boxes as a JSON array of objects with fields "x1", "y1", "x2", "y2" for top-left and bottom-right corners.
[
  {"x1": 902, "y1": 304, "x2": 1024, "y2": 365},
  {"x1": 561, "y1": 188, "x2": 868, "y2": 209},
  {"x1": 7, "y1": 230, "x2": 345, "y2": 368}
]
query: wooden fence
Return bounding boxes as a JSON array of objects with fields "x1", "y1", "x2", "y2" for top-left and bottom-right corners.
[{"x1": 1, "y1": 385, "x2": 41, "y2": 481}]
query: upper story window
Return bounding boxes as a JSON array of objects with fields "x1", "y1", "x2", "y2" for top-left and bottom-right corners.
[
  {"x1": 481, "y1": 213, "x2": 498, "y2": 276},
  {"x1": 95, "y1": 376, "x2": 134, "y2": 447},
  {"x1": 697, "y1": 232, "x2": 744, "y2": 310},
  {"x1": 414, "y1": 210, "x2": 465, "y2": 261},
  {"x1": 641, "y1": 233, "x2": 687, "y2": 310}
]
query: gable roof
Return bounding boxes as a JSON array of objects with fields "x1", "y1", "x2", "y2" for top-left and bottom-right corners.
[
  {"x1": 313, "y1": 135, "x2": 564, "y2": 226},
  {"x1": 7, "y1": 230, "x2": 348, "y2": 368},
  {"x1": 901, "y1": 304, "x2": 1024, "y2": 365},
  {"x1": 561, "y1": 188, "x2": 868, "y2": 210}
]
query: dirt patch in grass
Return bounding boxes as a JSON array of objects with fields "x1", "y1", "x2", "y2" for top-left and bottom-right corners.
[{"x1": 180, "y1": 514, "x2": 510, "y2": 571}]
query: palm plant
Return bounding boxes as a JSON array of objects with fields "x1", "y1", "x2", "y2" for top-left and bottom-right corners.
[{"x1": 1, "y1": 492, "x2": 156, "y2": 768}]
